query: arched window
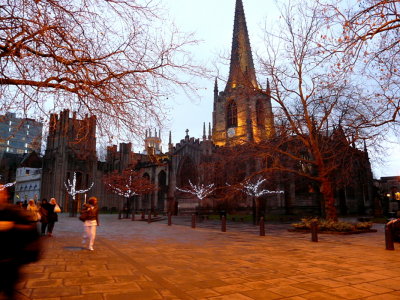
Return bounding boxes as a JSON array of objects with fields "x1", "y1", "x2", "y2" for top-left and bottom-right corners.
[
  {"x1": 177, "y1": 157, "x2": 198, "y2": 188},
  {"x1": 256, "y1": 99, "x2": 265, "y2": 127},
  {"x1": 227, "y1": 101, "x2": 237, "y2": 128}
]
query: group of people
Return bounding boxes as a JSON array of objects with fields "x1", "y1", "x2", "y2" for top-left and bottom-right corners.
[
  {"x1": 16, "y1": 196, "x2": 100, "y2": 249},
  {"x1": 23, "y1": 197, "x2": 60, "y2": 237},
  {"x1": 1, "y1": 189, "x2": 99, "y2": 299}
]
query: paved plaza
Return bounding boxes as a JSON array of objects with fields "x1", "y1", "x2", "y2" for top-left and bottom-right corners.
[{"x1": 12, "y1": 214, "x2": 400, "y2": 300}]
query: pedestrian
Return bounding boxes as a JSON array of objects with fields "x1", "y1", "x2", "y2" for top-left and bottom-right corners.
[
  {"x1": 26, "y1": 199, "x2": 40, "y2": 222},
  {"x1": 16, "y1": 201, "x2": 24, "y2": 209},
  {"x1": 39, "y1": 199, "x2": 49, "y2": 236},
  {"x1": 47, "y1": 198, "x2": 60, "y2": 237},
  {"x1": 0, "y1": 186, "x2": 41, "y2": 299},
  {"x1": 81, "y1": 197, "x2": 99, "y2": 251}
]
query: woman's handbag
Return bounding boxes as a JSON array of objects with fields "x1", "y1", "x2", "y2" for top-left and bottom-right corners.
[
  {"x1": 79, "y1": 211, "x2": 88, "y2": 222},
  {"x1": 54, "y1": 204, "x2": 61, "y2": 213},
  {"x1": 79, "y1": 207, "x2": 92, "y2": 222}
]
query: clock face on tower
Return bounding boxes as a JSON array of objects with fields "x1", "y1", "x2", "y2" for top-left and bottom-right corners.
[{"x1": 227, "y1": 127, "x2": 236, "y2": 138}]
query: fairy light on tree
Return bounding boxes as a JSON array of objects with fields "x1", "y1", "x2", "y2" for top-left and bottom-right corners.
[
  {"x1": 239, "y1": 178, "x2": 284, "y2": 197},
  {"x1": 0, "y1": 182, "x2": 16, "y2": 190},
  {"x1": 103, "y1": 168, "x2": 156, "y2": 217},
  {"x1": 176, "y1": 180, "x2": 215, "y2": 206},
  {"x1": 228, "y1": 178, "x2": 283, "y2": 225},
  {"x1": 64, "y1": 172, "x2": 94, "y2": 216}
]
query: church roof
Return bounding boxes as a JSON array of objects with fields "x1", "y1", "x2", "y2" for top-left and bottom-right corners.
[{"x1": 225, "y1": 0, "x2": 258, "y2": 91}]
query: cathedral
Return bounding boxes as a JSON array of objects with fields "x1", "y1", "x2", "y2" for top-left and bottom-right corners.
[{"x1": 40, "y1": 0, "x2": 374, "y2": 217}]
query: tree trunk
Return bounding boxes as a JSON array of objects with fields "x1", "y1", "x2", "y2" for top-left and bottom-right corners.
[{"x1": 321, "y1": 179, "x2": 337, "y2": 221}]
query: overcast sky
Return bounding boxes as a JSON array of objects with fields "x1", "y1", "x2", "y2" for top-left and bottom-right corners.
[{"x1": 162, "y1": 0, "x2": 400, "y2": 178}]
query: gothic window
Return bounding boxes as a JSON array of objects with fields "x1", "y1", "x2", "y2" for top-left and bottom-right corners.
[
  {"x1": 177, "y1": 157, "x2": 197, "y2": 188},
  {"x1": 227, "y1": 101, "x2": 238, "y2": 128},
  {"x1": 256, "y1": 99, "x2": 265, "y2": 127}
]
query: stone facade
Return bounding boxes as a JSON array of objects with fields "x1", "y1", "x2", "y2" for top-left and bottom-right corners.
[
  {"x1": 39, "y1": 0, "x2": 374, "y2": 217},
  {"x1": 41, "y1": 110, "x2": 97, "y2": 211}
]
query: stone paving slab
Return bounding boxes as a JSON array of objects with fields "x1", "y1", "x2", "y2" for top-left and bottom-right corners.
[{"x1": 6, "y1": 214, "x2": 400, "y2": 300}]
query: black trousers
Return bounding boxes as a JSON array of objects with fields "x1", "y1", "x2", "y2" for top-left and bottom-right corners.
[
  {"x1": 41, "y1": 222, "x2": 48, "y2": 234},
  {"x1": 47, "y1": 222, "x2": 55, "y2": 234}
]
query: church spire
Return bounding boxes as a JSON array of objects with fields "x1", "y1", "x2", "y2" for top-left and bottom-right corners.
[{"x1": 225, "y1": 0, "x2": 257, "y2": 91}]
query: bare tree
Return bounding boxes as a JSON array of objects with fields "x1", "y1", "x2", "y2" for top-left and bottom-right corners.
[
  {"x1": 103, "y1": 167, "x2": 156, "y2": 213},
  {"x1": 316, "y1": 0, "x2": 400, "y2": 126},
  {"x1": 253, "y1": 1, "x2": 385, "y2": 220},
  {"x1": 0, "y1": 0, "x2": 205, "y2": 141},
  {"x1": 176, "y1": 180, "x2": 215, "y2": 202}
]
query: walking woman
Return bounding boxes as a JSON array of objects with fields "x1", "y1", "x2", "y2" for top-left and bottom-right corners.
[
  {"x1": 39, "y1": 199, "x2": 49, "y2": 236},
  {"x1": 47, "y1": 198, "x2": 60, "y2": 237},
  {"x1": 27, "y1": 199, "x2": 40, "y2": 222},
  {"x1": 81, "y1": 197, "x2": 99, "y2": 251}
]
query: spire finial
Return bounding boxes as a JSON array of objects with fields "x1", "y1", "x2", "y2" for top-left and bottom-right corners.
[
  {"x1": 225, "y1": 0, "x2": 257, "y2": 91},
  {"x1": 203, "y1": 122, "x2": 206, "y2": 141},
  {"x1": 168, "y1": 130, "x2": 173, "y2": 153},
  {"x1": 208, "y1": 122, "x2": 212, "y2": 140},
  {"x1": 266, "y1": 79, "x2": 271, "y2": 99}
]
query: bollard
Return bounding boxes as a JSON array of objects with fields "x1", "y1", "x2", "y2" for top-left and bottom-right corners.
[
  {"x1": 311, "y1": 221, "x2": 318, "y2": 242},
  {"x1": 118, "y1": 212, "x2": 122, "y2": 219},
  {"x1": 260, "y1": 217, "x2": 265, "y2": 236},
  {"x1": 141, "y1": 211, "x2": 145, "y2": 220},
  {"x1": 191, "y1": 214, "x2": 196, "y2": 228},
  {"x1": 168, "y1": 212, "x2": 172, "y2": 226},
  {"x1": 385, "y1": 223, "x2": 395, "y2": 250},
  {"x1": 147, "y1": 212, "x2": 151, "y2": 223},
  {"x1": 131, "y1": 212, "x2": 135, "y2": 221},
  {"x1": 221, "y1": 215, "x2": 226, "y2": 232}
]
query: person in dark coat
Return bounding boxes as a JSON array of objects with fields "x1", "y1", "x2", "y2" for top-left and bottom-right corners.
[
  {"x1": 0, "y1": 186, "x2": 41, "y2": 299},
  {"x1": 46, "y1": 198, "x2": 59, "y2": 237},
  {"x1": 39, "y1": 199, "x2": 49, "y2": 236}
]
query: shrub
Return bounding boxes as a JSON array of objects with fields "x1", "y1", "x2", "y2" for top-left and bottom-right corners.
[
  {"x1": 291, "y1": 218, "x2": 373, "y2": 232},
  {"x1": 355, "y1": 222, "x2": 373, "y2": 230}
]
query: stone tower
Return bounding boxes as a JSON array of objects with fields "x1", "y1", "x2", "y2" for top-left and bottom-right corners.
[
  {"x1": 41, "y1": 110, "x2": 97, "y2": 212},
  {"x1": 212, "y1": 0, "x2": 274, "y2": 146}
]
